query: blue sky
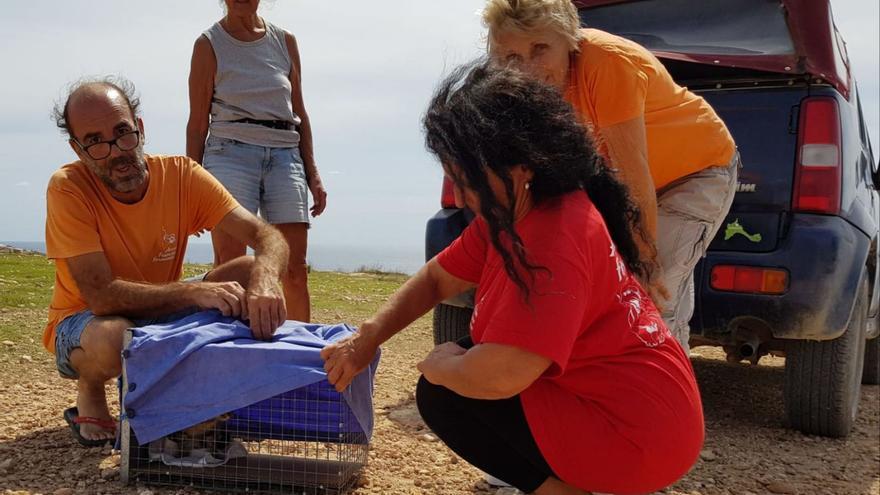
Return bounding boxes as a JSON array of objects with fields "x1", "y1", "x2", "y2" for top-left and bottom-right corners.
[{"x1": 0, "y1": 1, "x2": 877, "y2": 252}]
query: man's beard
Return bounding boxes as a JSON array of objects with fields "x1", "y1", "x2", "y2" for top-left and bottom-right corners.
[{"x1": 91, "y1": 149, "x2": 147, "y2": 194}]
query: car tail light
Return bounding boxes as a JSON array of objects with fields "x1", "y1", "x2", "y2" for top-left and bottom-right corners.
[
  {"x1": 710, "y1": 265, "x2": 788, "y2": 294},
  {"x1": 793, "y1": 97, "x2": 841, "y2": 215},
  {"x1": 441, "y1": 177, "x2": 457, "y2": 209}
]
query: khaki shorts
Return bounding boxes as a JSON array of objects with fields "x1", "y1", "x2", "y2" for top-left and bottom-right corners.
[{"x1": 656, "y1": 152, "x2": 740, "y2": 352}]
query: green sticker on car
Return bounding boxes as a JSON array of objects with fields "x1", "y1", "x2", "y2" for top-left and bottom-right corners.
[{"x1": 724, "y1": 219, "x2": 762, "y2": 243}]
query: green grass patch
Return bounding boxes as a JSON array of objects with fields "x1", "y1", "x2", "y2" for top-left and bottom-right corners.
[
  {"x1": 182, "y1": 263, "x2": 213, "y2": 279},
  {"x1": 310, "y1": 270, "x2": 409, "y2": 321},
  {"x1": 0, "y1": 252, "x2": 55, "y2": 309},
  {"x1": 0, "y1": 311, "x2": 47, "y2": 358}
]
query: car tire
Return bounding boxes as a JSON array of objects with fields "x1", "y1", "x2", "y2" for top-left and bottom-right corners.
[
  {"x1": 784, "y1": 280, "x2": 868, "y2": 438},
  {"x1": 432, "y1": 304, "x2": 472, "y2": 345},
  {"x1": 863, "y1": 333, "x2": 880, "y2": 385}
]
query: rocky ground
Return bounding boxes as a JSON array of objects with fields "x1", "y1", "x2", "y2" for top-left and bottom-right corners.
[{"x1": 0, "y1": 267, "x2": 878, "y2": 494}]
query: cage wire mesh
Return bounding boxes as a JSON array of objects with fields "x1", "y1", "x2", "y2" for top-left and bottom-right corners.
[{"x1": 120, "y1": 340, "x2": 369, "y2": 494}]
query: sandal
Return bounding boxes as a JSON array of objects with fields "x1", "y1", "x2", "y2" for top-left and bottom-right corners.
[{"x1": 63, "y1": 407, "x2": 117, "y2": 447}]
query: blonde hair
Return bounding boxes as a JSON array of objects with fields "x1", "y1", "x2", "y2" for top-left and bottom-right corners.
[{"x1": 482, "y1": 0, "x2": 583, "y2": 51}]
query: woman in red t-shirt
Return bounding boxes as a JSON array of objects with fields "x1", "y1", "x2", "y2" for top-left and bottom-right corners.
[{"x1": 322, "y1": 63, "x2": 704, "y2": 494}]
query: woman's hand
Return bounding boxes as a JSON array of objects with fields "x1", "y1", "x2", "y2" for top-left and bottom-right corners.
[
  {"x1": 321, "y1": 331, "x2": 378, "y2": 392},
  {"x1": 417, "y1": 342, "x2": 467, "y2": 385},
  {"x1": 307, "y1": 171, "x2": 328, "y2": 217}
]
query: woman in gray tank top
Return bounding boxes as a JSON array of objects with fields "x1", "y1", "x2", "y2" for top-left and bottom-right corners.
[{"x1": 187, "y1": 0, "x2": 326, "y2": 323}]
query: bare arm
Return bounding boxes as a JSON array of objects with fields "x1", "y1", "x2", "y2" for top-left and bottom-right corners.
[
  {"x1": 284, "y1": 32, "x2": 327, "y2": 217},
  {"x1": 66, "y1": 252, "x2": 246, "y2": 319},
  {"x1": 186, "y1": 35, "x2": 216, "y2": 164},
  {"x1": 600, "y1": 115, "x2": 657, "y2": 241},
  {"x1": 362, "y1": 259, "x2": 474, "y2": 346},
  {"x1": 321, "y1": 259, "x2": 476, "y2": 391},
  {"x1": 418, "y1": 342, "x2": 552, "y2": 400},
  {"x1": 212, "y1": 206, "x2": 289, "y2": 338}
]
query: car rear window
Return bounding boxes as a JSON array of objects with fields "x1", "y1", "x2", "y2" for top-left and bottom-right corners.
[{"x1": 579, "y1": 0, "x2": 796, "y2": 56}]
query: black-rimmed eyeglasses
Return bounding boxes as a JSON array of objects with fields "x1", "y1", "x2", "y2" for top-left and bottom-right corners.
[{"x1": 73, "y1": 130, "x2": 141, "y2": 160}]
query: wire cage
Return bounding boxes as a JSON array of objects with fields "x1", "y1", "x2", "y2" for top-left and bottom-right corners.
[{"x1": 119, "y1": 334, "x2": 370, "y2": 494}]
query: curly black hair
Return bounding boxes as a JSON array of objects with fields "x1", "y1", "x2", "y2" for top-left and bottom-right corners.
[
  {"x1": 52, "y1": 76, "x2": 141, "y2": 139},
  {"x1": 423, "y1": 60, "x2": 653, "y2": 299}
]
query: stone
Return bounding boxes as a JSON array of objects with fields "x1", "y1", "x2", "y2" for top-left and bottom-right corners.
[
  {"x1": 766, "y1": 481, "x2": 798, "y2": 494},
  {"x1": 700, "y1": 449, "x2": 717, "y2": 461},
  {"x1": 2, "y1": 341, "x2": 13, "y2": 347},
  {"x1": 387, "y1": 405, "x2": 425, "y2": 430},
  {"x1": 18, "y1": 355, "x2": 32, "y2": 363},
  {"x1": 419, "y1": 433, "x2": 438, "y2": 442},
  {"x1": 52, "y1": 489, "x2": 74, "y2": 495}
]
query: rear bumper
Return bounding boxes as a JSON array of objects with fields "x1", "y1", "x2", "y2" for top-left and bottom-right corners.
[
  {"x1": 425, "y1": 208, "x2": 474, "y2": 308},
  {"x1": 695, "y1": 214, "x2": 870, "y2": 342}
]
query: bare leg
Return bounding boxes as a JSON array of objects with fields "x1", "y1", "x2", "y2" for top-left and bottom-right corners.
[
  {"x1": 275, "y1": 223, "x2": 310, "y2": 322},
  {"x1": 204, "y1": 255, "x2": 255, "y2": 288},
  {"x1": 211, "y1": 228, "x2": 248, "y2": 268},
  {"x1": 68, "y1": 317, "x2": 131, "y2": 441}
]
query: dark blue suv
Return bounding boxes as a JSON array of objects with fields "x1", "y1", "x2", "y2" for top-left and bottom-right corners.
[{"x1": 424, "y1": 0, "x2": 879, "y2": 438}]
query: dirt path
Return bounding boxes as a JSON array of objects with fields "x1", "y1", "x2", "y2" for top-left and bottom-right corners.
[{"x1": 0, "y1": 305, "x2": 878, "y2": 495}]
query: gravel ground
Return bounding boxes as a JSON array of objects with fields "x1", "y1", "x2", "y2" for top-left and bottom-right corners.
[{"x1": 0, "y1": 304, "x2": 878, "y2": 495}]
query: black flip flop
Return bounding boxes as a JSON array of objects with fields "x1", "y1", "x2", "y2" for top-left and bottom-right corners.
[{"x1": 63, "y1": 407, "x2": 116, "y2": 447}]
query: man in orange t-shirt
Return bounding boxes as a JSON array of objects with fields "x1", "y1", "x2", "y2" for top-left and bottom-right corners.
[
  {"x1": 483, "y1": 0, "x2": 739, "y2": 354},
  {"x1": 46, "y1": 77, "x2": 290, "y2": 447}
]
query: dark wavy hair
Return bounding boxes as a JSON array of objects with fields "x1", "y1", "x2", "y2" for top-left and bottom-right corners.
[
  {"x1": 52, "y1": 76, "x2": 141, "y2": 138},
  {"x1": 423, "y1": 60, "x2": 653, "y2": 298}
]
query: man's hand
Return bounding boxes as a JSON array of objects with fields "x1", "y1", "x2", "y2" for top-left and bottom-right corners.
[
  {"x1": 321, "y1": 331, "x2": 378, "y2": 392},
  {"x1": 210, "y1": 206, "x2": 289, "y2": 339},
  {"x1": 307, "y1": 172, "x2": 328, "y2": 217},
  {"x1": 417, "y1": 342, "x2": 467, "y2": 384},
  {"x1": 245, "y1": 276, "x2": 286, "y2": 340},
  {"x1": 191, "y1": 281, "x2": 247, "y2": 318}
]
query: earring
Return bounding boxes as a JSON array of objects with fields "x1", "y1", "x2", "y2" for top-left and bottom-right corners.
[{"x1": 525, "y1": 182, "x2": 531, "y2": 190}]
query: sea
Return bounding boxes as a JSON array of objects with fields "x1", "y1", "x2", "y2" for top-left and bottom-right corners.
[{"x1": 1, "y1": 240, "x2": 424, "y2": 275}]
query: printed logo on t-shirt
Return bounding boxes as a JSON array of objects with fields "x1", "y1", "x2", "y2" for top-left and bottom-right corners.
[
  {"x1": 635, "y1": 319, "x2": 666, "y2": 348},
  {"x1": 470, "y1": 296, "x2": 481, "y2": 332},
  {"x1": 609, "y1": 243, "x2": 627, "y2": 282},
  {"x1": 152, "y1": 228, "x2": 178, "y2": 263},
  {"x1": 610, "y1": 241, "x2": 670, "y2": 348},
  {"x1": 618, "y1": 283, "x2": 644, "y2": 325}
]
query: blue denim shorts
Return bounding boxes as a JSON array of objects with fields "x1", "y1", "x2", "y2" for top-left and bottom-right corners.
[
  {"x1": 54, "y1": 309, "x2": 197, "y2": 379},
  {"x1": 202, "y1": 135, "x2": 310, "y2": 225}
]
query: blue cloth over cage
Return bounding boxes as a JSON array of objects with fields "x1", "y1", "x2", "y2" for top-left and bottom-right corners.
[
  {"x1": 122, "y1": 311, "x2": 379, "y2": 445},
  {"x1": 226, "y1": 385, "x2": 366, "y2": 443}
]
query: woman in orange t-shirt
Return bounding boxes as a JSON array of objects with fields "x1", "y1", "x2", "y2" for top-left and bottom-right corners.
[{"x1": 482, "y1": 0, "x2": 739, "y2": 353}]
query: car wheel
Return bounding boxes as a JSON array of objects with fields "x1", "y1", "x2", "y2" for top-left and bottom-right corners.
[
  {"x1": 784, "y1": 280, "x2": 868, "y2": 437},
  {"x1": 432, "y1": 304, "x2": 472, "y2": 345},
  {"x1": 863, "y1": 333, "x2": 880, "y2": 385}
]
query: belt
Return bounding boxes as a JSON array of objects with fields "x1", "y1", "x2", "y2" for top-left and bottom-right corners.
[{"x1": 227, "y1": 118, "x2": 295, "y2": 130}]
